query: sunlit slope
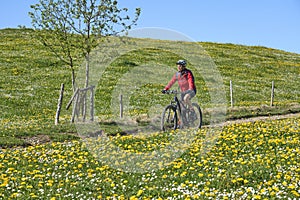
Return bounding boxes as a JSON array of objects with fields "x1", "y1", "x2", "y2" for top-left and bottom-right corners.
[{"x1": 0, "y1": 28, "x2": 299, "y2": 122}]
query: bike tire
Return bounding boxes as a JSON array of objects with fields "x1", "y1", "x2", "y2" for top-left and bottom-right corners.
[
  {"x1": 161, "y1": 105, "x2": 178, "y2": 131},
  {"x1": 191, "y1": 103, "x2": 202, "y2": 129},
  {"x1": 179, "y1": 103, "x2": 202, "y2": 129}
]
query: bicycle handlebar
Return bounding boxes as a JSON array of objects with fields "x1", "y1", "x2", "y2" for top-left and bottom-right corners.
[{"x1": 163, "y1": 90, "x2": 179, "y2": 94}]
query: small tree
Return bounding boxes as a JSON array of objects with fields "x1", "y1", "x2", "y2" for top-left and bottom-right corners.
[{"x1": 29, "y1": 0, "x2": 141, "y2": 91}]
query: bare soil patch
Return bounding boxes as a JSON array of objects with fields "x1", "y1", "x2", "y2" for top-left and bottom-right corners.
[{"x1": 213, "y1": 112, "x2": 300, "y2": 127}]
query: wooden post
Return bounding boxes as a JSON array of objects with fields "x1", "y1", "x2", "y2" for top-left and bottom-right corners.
[
  {"x1": 55, "y1": 83, "x2": 64, "y2": 125},
  {"x1": 66, "y1": 88, "x2": 79, "y2": 110},
  {"x1": 71, "y1": 92, "x2": 79, "y2": 123},
  {"x1": 120, "y1": 94, "x2": 123, "y2": 118},
  {"x1": 230, "y1": 80, "x2": 233, "y2": 108},
  {"x1": 82, "y1": 90, "x2": 87, "y2": 122},
  {"x1": 270, "y1": 81, "x2": 275, "y2": 106}
]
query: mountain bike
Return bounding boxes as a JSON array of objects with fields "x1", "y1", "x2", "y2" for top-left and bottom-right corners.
[{"x1": 161, "y1": 90, "x2": 202, "y2": 131}]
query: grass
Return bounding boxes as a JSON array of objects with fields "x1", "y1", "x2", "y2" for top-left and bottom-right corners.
[
  {"x1": 0, "y1": 27, "x2": 299, "y2": 145},
  {"x1": 0, "y1": 28, "x2": 299, "y2": 199}
]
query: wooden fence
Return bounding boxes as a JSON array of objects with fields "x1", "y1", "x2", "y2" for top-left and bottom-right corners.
[{"x1": 66, "y1": 85, "x2": 95, "y2": 123}]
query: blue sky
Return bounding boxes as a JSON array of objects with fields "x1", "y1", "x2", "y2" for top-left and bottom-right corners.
[{"x1": 1, "y1": 0, "x2": 300, "y2": 54}]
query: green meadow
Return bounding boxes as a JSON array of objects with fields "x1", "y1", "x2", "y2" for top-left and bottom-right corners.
[
  {"x1": 0, "y1": 28, "x2": 299, "y2": 146},
  {"x1": 0, "y1": 28, "x2": 299, "y2": 199}
]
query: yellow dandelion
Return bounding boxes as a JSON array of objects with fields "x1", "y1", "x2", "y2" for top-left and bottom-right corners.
[
  {"x1": 253, "y1": 195, "x2": 262, "y2": 199},
  {"x1": 129, "y1": 196, "x2": 138, "y2": 200},
  {"x1": 180, "y1": 171, "x2": 187, "y2": 177},
  {"x1": 291, "y1": 190, "x2": 300, "y2": 197},
  {"x1": 137, "y1": 189, "x2": 143, "y2": 197},
  {"x1": 287, "y1": 184, "x2": 296, "y2": 190}
]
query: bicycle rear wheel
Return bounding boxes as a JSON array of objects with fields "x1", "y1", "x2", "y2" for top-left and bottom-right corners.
[
  {"x1": 186, "y1": 103, "x2": 202, "y2": 129},
  {"x1": 161, "y1": 105, "x2": 178, "y2": 131}
]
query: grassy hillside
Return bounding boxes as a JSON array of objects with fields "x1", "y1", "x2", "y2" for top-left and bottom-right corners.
[
  {"x1": 202, "y1": 42, "x2": 300, "y2": 105},
  {"x1": 0, "y1": 28, "x2": 299, "y2": 147}
]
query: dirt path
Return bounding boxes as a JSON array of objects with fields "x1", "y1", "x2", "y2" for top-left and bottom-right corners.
[
  {"x1": 14, "y1": 112, "x2": 300, "y2": 148},
  {"x1": 209, "y1": 112, "x2": 300, "y2": 127}
]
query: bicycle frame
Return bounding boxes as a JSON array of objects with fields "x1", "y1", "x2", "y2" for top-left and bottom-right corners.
[{"x1": 166, "y1": 90, "x2": 187, "y2": 122}]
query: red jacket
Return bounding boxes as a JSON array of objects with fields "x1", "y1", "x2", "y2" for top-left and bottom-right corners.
[{"x1": 164, "y1": 69, "x2": 196, "y2": 92}]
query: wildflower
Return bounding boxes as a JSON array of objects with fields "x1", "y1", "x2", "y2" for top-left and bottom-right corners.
[
  {"x1": 129, "y1": 196, "x2": 138, "y2": 200},
  {"x1": 137, "y1": 189, "x2": 143, "y2": 197},
  {"x1": 253, "y1": 195, "x2": 262, "y2": 199},
  {"x1": 180, "y1": 171, "x2": 187, "y2": 177},
  {"x1": 291, "y1": 190, "x2": 300, "y2": 197},
  {"x1": 287, "y1": 184, "x2": 296, "y2": 190}
]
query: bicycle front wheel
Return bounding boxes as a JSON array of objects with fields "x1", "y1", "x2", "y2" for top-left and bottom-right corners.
[{"x1": 161, "y1": 105, "x2": 178, "y2": 132}]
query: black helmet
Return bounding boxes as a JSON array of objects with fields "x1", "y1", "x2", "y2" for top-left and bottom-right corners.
[{"x1": 176, "y1": 59, "x2": 186, "y2": 66}]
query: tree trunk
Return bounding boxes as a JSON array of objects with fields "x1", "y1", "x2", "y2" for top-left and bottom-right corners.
[
  {"x1": 85, "y1": 53, "x2": 90, "y2": 88},
  {"x1": 55, "y1": 83, "x2": 64, "y2": 125},
  {"x1": 71, "y1": 67, "x2": 76, "y2": 92}
]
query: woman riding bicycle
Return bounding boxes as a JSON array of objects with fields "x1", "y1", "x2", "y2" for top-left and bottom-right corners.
[{"x1": 162, "y1": 60, "x2": 196, "y2": 113}]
